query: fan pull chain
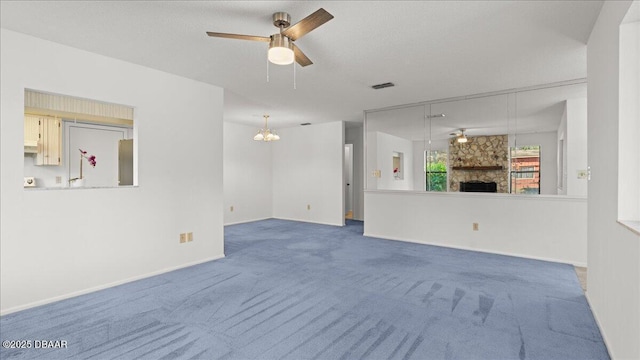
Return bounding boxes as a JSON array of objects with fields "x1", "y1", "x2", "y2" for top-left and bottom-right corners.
[
  {"x1": 293, "y1": 62, "x2": 297, "y2": 90},
  {"x1": 266, "y1": 52, "x2": 270, "y2": 83}
]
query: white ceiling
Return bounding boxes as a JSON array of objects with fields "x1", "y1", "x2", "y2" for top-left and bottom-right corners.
[{"x1": 0, "y1": 1, "x2": 602, "y2": 129}]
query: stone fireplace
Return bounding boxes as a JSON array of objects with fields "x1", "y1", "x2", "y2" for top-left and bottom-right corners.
[{"x1": 449, "y1": 135, "x2": 509, "y2": 193}]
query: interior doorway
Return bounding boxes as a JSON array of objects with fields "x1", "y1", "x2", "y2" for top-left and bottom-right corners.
[{"x1": 345, "y1": 144, "x2": 354, "y2": 219}]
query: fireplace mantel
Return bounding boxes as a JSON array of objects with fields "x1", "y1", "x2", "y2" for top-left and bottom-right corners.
[{"x1": 451, "y1": 166, "x2": 503, "y2": 171}]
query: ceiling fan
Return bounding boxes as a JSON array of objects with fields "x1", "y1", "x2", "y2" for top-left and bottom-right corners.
[
  {"x1": 206, "y1": 8, "x2": 334, "y2": 67},
  {"x1": 450, "y1": 129, "x2": 468, "y2": 143}
]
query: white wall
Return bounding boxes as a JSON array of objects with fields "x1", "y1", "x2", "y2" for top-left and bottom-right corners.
[
  {"x1": 618, "y1": 20, "x2": 640, "y2": 221},
  {"x1": 374, "y1": 132, "x2": 414, "y2": 190},
  {"x1": 364, "y1": 191, "x2": 587, "y2": 266},
  {"x1": 557, "y1": 105, "x2": 568, "y2": 195},
  {"x1": 566, "y1": 98, "x2": 589, "y2": 197},
  {"x1": 512, "y1": 131, "x2": 559, "y2": 195},
  {"x1": 412, "y1": 141, "x2": 425, "y2": 191},
  {"x1": 272, "y1": 121, "x2": 345, "y2": 226},
  {"x1": 0, "y1": 30, "x2": 224, "y2": 314},
  {"x1": 586, "y1": 1, "x2": 640, "y2": 359},
  {"x1": 345, "y1": 125, "x2": 364, "y2": 221},
  {"x1": 366, "y1": 131, "x2": 378, "y2": 190},
  {"x1": 223, "y1": 122, "x2": 273, "y2": 225}
]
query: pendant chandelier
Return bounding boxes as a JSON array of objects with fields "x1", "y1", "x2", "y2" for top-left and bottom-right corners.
[{"x1": 253, "y1": 115, "x2": 280, "y2": 142}]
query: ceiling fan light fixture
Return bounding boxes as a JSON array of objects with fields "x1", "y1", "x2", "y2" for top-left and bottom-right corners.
[
  {"x1": 268, "y1": 34, "x2": 294, "y2": 65},
  {"x1": 207, "y1": 8, "x2": 333, "y2": 68},
  {"x1": 455, "y1": 129, "x2": 468, "y2": 143}
]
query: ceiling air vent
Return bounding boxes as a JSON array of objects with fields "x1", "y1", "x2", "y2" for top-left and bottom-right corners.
[
  {"x1": 300, "y1": 122, "x2": 312, "y2": 126},
  {"x1": 371, "y1": 82, "x2": 395, "y2": 90}
]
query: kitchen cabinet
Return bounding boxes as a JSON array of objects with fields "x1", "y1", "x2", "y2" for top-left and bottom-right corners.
[
  {"x1": 24, "y1": 115, "x2": 39, "y2": 153},
  {"x1": 24, "y1": 114, "x2": 61, "y2": 165}
]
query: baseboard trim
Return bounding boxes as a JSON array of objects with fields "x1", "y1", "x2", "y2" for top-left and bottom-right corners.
[
  {"x1": 363, "y1": 232, "x2": 587, "y2": 267},
  {"x1": 226, "y1": 217, "x2": 347, "y2": 228},
  {"x1": 585, "y1": 292, "x2": 614, "y2": 359},
  {"x1": 224, "y1": 217, "x2": 272, "y2": 226},
  {"x1": 273, "y1": 217, "x2": 344, "y2": 227},
  {"x1": 0, "y1": 254, "x2": 225, "y2": 316}
]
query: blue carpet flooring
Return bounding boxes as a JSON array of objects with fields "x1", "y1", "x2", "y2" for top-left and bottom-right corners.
[{"x1": 0, "y1": 219, "x2": 608, "y2": 360}]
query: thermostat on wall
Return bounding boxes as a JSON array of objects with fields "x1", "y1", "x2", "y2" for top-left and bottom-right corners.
[{"x1": 24, "y1": 177, "x2": 36, "y2": 187}]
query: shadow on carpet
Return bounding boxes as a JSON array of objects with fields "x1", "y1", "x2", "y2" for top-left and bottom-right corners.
[{"x1": 0, "y1": 219, "x2": 609, "y2": 360}]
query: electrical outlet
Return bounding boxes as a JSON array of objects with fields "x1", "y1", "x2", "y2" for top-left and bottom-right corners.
[
  {"x1": 55, "y1": 176, "x2": 62, "y2": 184},
  {"x1": 180, "y1": 233, "x2": 187, "y2": 243},
  {"x1": 230, "y1": 206, "x2": 234, "y2": 212},
  {"x1": 307, "y1": 204, "x2": 311, "y2": 210},
  {"x1": 473, "y1": 223, "x2": 479, "y2": 231},
  {"x1": 187, "y1": 232, "x2": 193, "y2": 242}
]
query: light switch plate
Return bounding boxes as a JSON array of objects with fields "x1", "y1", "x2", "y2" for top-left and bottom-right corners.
[{"x1": 576, "y1": 170, "x2": 588, "y2": 179}]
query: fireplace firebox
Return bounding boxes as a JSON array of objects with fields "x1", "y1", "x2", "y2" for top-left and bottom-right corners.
[{"x1": 459, "y1": 181, "x2": 497, "y2": 193}]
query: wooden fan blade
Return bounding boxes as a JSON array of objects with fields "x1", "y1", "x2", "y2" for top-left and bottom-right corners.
[
  {"x1": 293, "y1": 44, "x2": 313, "y2": 67},
  {"x1": 281, "y1": 8, "x2": 334, "y2": 41},
  {"x1": 206, "y1": 32, "x2": 270, "y2": 42}
]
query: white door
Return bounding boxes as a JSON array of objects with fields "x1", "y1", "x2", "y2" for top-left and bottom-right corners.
[{"x1": 344, "y1": 144, "x2": 354, "y2": 217}]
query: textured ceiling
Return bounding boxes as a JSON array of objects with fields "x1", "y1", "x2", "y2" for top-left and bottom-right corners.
[{"x1": 0, "y1": 1, "x2": 603, "y2": 129}]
